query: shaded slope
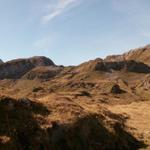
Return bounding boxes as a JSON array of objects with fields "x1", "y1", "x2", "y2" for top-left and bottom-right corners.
[
  {"x1": 0, "y1": 96, "x2": 146, "y2": 150},
  {"x1": 0, "y1": 56, "x2": 55, "y2": 79},
  {"x1": 22, "y1": 66, "x2": 63, "y2": 80},
  {"x1": 74, "y1": 58, "x2": 150, "y2": 73}
]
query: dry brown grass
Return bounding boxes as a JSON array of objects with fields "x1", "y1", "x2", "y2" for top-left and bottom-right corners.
[{"x1": 108, "y1": 101, "x2": 150, "y2": 149}]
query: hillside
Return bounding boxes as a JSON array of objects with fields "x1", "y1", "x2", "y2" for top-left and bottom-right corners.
[
  {"x1": 105, "y1": 45, "x2": 150, "y2": 65},
  {"x1": 0, "y1": 56, "x2": 55, "y2": 79},
  {"x1": 0, "y1": 45, "x2": 150, "y2": 149}
]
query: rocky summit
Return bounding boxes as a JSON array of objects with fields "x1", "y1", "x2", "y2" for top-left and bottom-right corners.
[{"x1": 0, "y1": 45, "x2": 150, "y2": 150}]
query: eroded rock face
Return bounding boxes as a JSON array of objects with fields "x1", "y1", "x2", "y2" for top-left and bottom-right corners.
[
  {"x1": 104, "y1": 60, "x2": 150, "y2": 73},
  {"x1": 75, "y1": 58, "x2": 150, "y2": 73},
  {"x1": 75, "y1": 58, "x2": 105, "y2": 72},
  {"x1": 23, "y1": 66, "x2": 63, "y2": 80},
  {"x1": 0, "y1": 56, "x2": 55, "y2": 79},
  {"x1": 105, "y1": 45, "x2": 150, "y2": 66}
]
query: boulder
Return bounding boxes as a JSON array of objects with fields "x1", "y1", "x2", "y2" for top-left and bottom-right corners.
[{"x1": 111, "y1": 84, "x2": 126, "y2": 94}]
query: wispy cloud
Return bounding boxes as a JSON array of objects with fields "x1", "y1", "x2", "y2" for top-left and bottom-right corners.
[
  {"x1": 42, "y1": 0, "x2": 80, "y2": 24},
  {"x1": 33, "y1": 37, "x2": 54, "y2": 51}
]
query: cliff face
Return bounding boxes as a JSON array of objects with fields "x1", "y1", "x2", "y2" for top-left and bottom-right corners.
[{"x1": 0, "y1": 56, "x2": 55, "y2": 79}]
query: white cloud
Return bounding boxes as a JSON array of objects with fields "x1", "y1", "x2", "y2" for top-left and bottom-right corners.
[{"x1": 42, "y1": 0, "x2": 80, "y2": 24}]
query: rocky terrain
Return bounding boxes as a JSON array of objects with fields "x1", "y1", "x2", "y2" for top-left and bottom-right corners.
[
  {"x1": 0, "y1": 56, "x2": 55, "y2": 79},
  {"x1": 105, "y1": 45, "x2": 150, "y2": 65},
  {"x1": 0, "y1": 45, "x2": 150, "y2": 150}
]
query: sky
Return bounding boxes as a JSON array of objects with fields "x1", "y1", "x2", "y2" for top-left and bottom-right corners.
[{"x1": 0, "y1": 0, "x2": 150, "y2": 65}]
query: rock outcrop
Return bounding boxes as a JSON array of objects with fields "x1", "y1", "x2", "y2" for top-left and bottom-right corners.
[
  {"x1": 105, "y1": 45, "x2": 150, "y2": 65},
  {"x1": 111, "y1": 84, "x2": 126, "y2": 94},
  {"x1": 75, "y1": 58, "x2": 150, "y2": 73},
  {"x1": 0, "y1": 56, "x2": 55, "y2": 79},
  {"x1": 23, "y1": 66, "x2": 63, "y2": 80}
]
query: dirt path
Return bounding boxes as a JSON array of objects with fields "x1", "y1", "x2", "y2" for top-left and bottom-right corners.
[{"x1": 108, "y1": 101, "x2": 150, "y2": 149}]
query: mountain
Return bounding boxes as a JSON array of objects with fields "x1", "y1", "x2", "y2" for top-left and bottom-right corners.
[
  {"x1": 1, "y1": 45, "x2": 150, "y2": 80},
  {"x1": 105, "y1": 45, "x2": 150, "y2": 65},
  {"x1": 75, "y1": 58, "x2": 150, "y2": 73},
  {"x1": 0, "y1": 45, "x2": 150, "y2": 149},
  {"x1": 0, "y1": 56, "x2": 55, "y2": 79}
]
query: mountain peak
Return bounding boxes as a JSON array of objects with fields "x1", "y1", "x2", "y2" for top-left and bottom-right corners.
[{"x1": 0, "y1": 56, "x2": 55, "y2": 79}]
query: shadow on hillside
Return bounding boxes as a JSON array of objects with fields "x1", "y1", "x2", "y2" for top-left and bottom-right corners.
[
  {"x1": 0, "y1": 96, "x2": 50, "y2": 150},
  {"x1": 47, "y1": 114, "x2": 147, "y2": 150},
  {"x1": 99, "y1": 60, "x2": 150, "y2": 73},
  {"x1": 0, "y1": 97, "x2": 148, "y2": 150}
]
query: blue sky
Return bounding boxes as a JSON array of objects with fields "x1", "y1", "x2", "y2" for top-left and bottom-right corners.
[{"x1": 0, "y1": 0, "x2": 150, "y2": 65}]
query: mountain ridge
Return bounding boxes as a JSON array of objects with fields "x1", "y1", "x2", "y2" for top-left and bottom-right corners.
[
  {"x1": 105, "y1": 45, "x2": 150, "y2": 65},
  {"x1": 1, "y1": 45, "x2": 150, "y2": 80},
  {"x1": 0, "y1": 56, "x2": 55, "y2": 79}
]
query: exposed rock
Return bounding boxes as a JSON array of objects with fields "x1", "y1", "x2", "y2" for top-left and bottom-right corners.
[
  {"x1": 23, "y1": 66, "x2": 63, "y2": 80},
  {"x1": 104, "y1": 60, "x2": 150, "y2": 73},
  {"x1": 75, "y1": 58, "x2": 150, "y2": 73},
  {"x1": 75, "y1": 58, "x2": 105, "y2": 72},
  {"x1": 75, "y1": 90, "x2": 91, "y2": 97},
  {"x1": 0, "y1": 56, "x2": 55, "y2": 79},
  {"x1": 105, "y1": 45, "x2": 150, "y2": 66},
  {"x1": 111, "y1": 84, "x2": 126, "y2": 94}
]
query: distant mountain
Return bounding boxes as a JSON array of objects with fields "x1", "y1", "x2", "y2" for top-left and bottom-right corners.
[
  {"x1": 0, "y1": 56, "x2": 55, "y2": 79},
  {"x1": 105, "y1": 45, "x2": 150, "y2": 65},
  {"x1": 1, "y1": 45, "x2": 150, "y2": 80}
]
